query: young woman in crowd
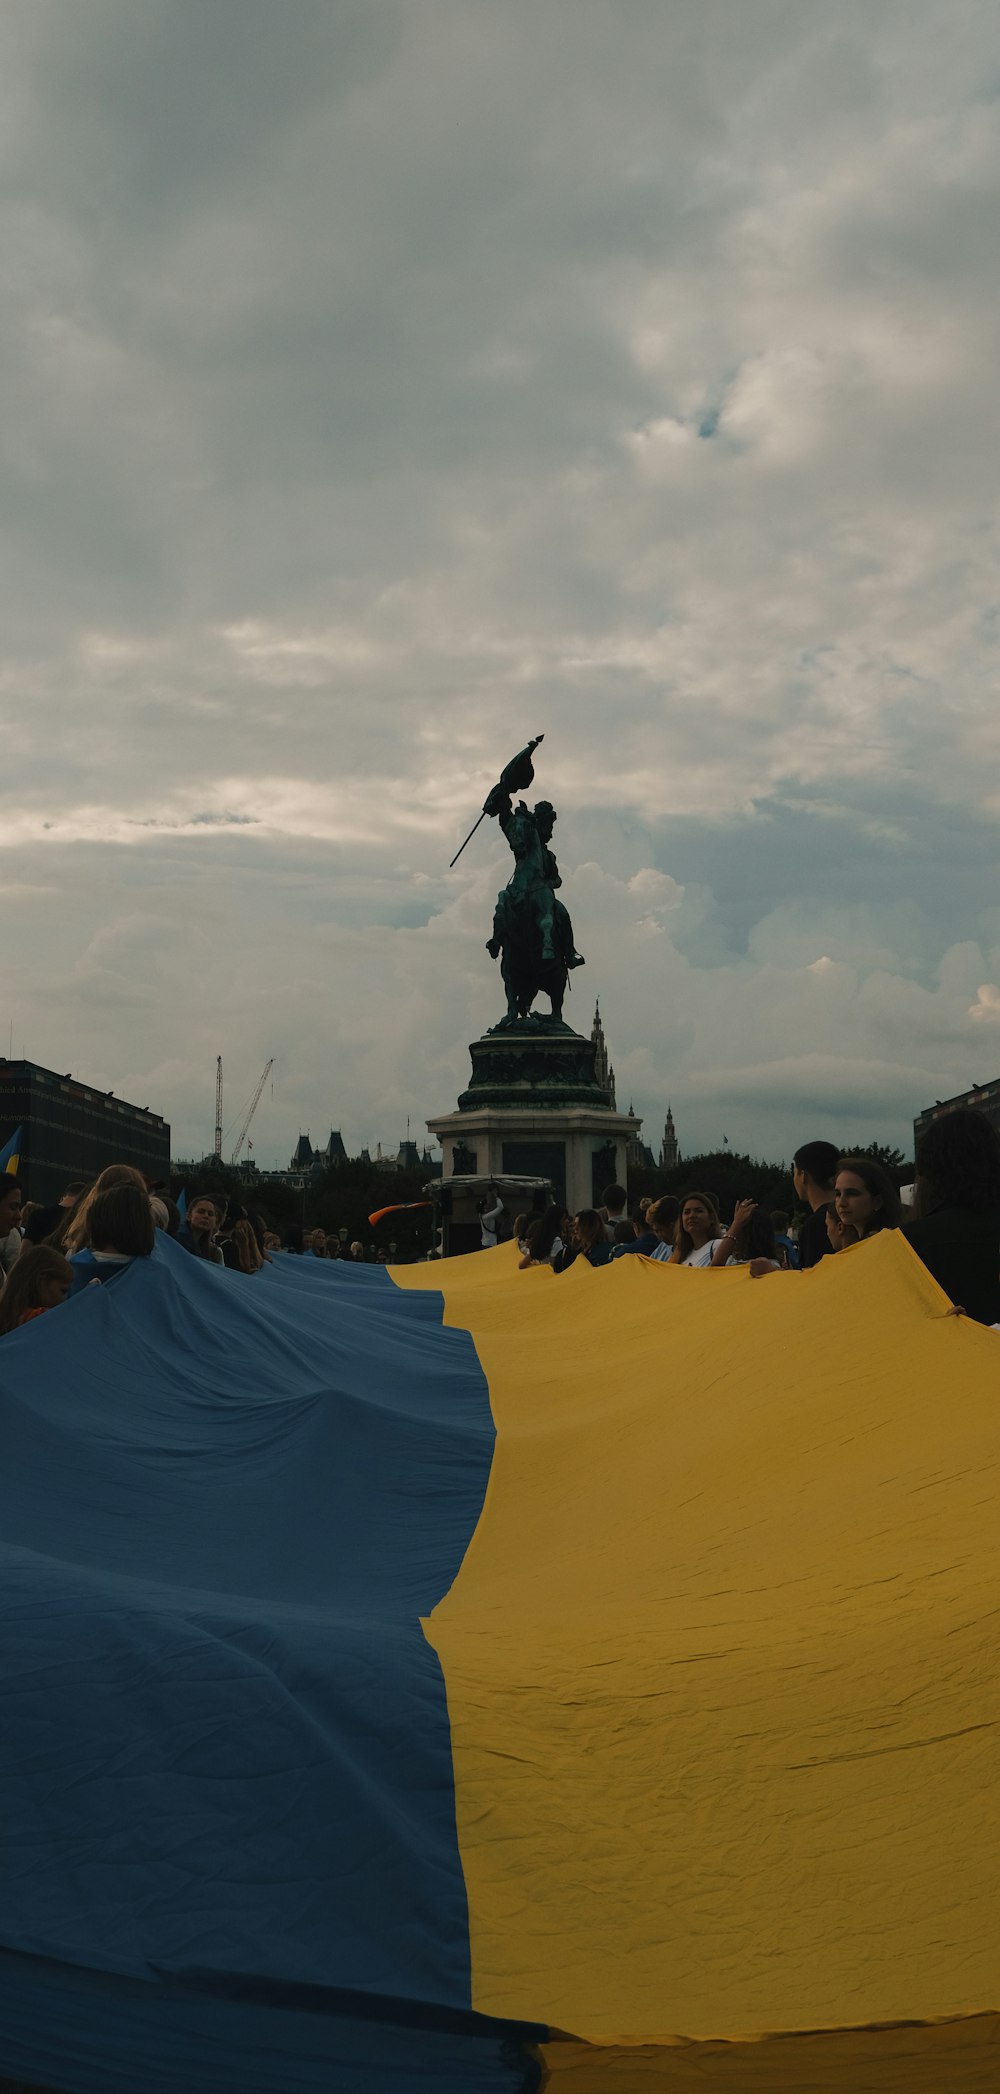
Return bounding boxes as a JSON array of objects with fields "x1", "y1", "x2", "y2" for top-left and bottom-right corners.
[
  {"x1": 214, "y1": 1201, "x2": 264, "y2": 1273},
  {"x1": 711, "y1": 1199, "x2": 784, "y2": 1271},
  {"x1": 902, "y1": 1107, "x2": 1000, "y2": 1324},
  {"x1": 225, "y1": 1220, "x2": 265, "y2": 1273},
  {"x1": 552, "y1": 1210, "x2": 614, "y2": 1273},
  {"x1": 669, "y1": 1193, "x2": 724, "y2": 1267},
  {"x1": 0, "y1": 1246, "x2": 73, "y2": 1333},
  {"x1": 88, "y1": 1184, "x2": 155, "y2": 1260},
  {"x1": 178, "y1": 1194, "x2": 224, "y2": 1264},
  {"x1": 66, "y1": 1183, "x2": 156, "y2": 1294},
  {"x1": 518, "y1": 1204, "x2": 564, "y2": 1269},
  {"x1": 55, "y1": 1165, "x2": 150, "y2": 1254},
  {"x1": 833, "y1": 1156, "x2": 903, "y2": 1243}
]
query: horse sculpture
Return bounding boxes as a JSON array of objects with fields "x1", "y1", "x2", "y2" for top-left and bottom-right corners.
[
  {"x1": 497, "y1": 901, "x2": 570, "y2": 1025},
  {"x1": 451, "y1": 737, "x2": 584, "y2": 1026}
]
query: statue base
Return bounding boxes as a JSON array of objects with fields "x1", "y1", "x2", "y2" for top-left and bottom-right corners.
[
  {"x1": 458, "y1": 1020, "x2": 612, "y2": 1112},
  {"x1": 427, "y1": 1021, "x2": 641, "y2": 1221}
]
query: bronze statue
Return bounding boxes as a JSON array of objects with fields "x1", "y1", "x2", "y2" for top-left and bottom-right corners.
[{"x1": 475, "y1": 741, "x2": 584, "y2": 1025}]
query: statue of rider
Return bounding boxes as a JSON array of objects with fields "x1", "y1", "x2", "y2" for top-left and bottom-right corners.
[
  {"x1": 534, "y1": 800, "x2": 585, "y2": 971},
  {"x1": 485, "y1": 789, "x2": 584, "y2": 971}
]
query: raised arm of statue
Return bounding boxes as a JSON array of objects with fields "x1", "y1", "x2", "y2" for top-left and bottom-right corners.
[{"x1": 486, "y1": 790, "x2": 535, "y2": 861}]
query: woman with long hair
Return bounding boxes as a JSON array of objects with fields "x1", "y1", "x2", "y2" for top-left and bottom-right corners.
[
  {"x1": 552, "y1": 1210, "x2": 614, "y2": 1273},
  {"x1": 52, "y1": 1165, "x2": 150, "y2": 1254},
  {"x1": 225, "y1": 1220, "x2": 264, "y2": 1273},
  {"x1": 0, "y1": 1246, "x2": 73, "y2": 1334},
  {"x1": 669, "y1": 1193, "x2": 723, "y2": 1268},
  {"x1": 519, "y1": 1204, "x2": 565, "y2": 1269},
  {"x1": 833, "y1": 1156, "x2": 902, "y2": 1243},
  {"x1": 711, "y1": 1199, "x2": 783, "y2": 1270},
  {"x1": 903, "y1": 1108, "x2": 1000, "y2": 1324}
]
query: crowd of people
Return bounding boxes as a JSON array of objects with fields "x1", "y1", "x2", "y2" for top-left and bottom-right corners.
[
  {"x1": 0, "y1": 1171, "x2": 403, "y2": 1336},
  {"x1": 3, "y1": 1105, "x2": 1000, "y2": 1334},
  {"x1": 510, "y1": 1110, "x2": 1000, "y2": 1327}
]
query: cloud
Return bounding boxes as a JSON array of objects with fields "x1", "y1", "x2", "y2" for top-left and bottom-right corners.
[
  {"x1": 1, "y1": 0, "x2": 999, "y2": 1168},
  {"x1": 970, "y1": 984, "x2": 1000, "y2": 1025}
]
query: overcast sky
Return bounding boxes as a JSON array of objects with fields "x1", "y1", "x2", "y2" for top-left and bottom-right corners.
[{"x1": 3, "y1": 0, "x2": 999, "y2": 1168}]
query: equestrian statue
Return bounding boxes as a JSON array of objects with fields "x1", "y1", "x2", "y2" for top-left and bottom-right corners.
[{"x1": 449, "y1": 735, "x2": 584, "y2": 1025}]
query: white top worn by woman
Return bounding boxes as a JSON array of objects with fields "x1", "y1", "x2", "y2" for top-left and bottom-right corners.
[{"x1": 680, "y1": 1239, "x2": 720, "y2": 1268}]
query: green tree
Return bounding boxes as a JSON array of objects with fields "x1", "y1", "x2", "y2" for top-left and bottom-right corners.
[
  {"x1": 171, "y1": 1157, "x2": 438, "y2": 1258},
  {"x1": 306, "y1": 1160, "x2": 436, "y2": 1259},
  {"x1": 841, "y1": 1141, "x2": 910, "y2": 1177},
  {"x1": 657, "y1": 1150, "x2": 794, "y2": 1220}
]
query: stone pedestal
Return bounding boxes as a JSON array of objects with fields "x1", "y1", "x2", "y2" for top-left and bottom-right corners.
[{"x1": 428, "y1": 1019, "x2": 640, "y2": 1215}]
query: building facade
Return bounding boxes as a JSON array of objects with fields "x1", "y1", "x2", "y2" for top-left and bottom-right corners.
[
  {"x1": 0, "y1": 1060, "x2": 170, "y2": 1203},
  {"x1": 914, "y1": 1080, "x2": 1000, "y2": 1151}
]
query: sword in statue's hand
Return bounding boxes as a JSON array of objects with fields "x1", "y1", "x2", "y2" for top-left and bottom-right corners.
[{"x1": 448, "y1": 734, "x2": 544, "y2": 868}]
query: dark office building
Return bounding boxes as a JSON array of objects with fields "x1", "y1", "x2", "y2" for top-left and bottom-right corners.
[
  {"x1": 914, "y1": 1078, "x2": 1000, "y2": 1153},
  {"x1": 0, "y1": 1060, "x2": 170, "y2": 1203}
]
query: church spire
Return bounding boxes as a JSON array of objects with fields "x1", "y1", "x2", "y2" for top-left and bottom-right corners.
[
  {"x1": 660, "y1": 1104, "x2": 679, "y2": 1172},
  {"x1": 591, "y1": 1001, "x2": 616, "y2": 1106}
]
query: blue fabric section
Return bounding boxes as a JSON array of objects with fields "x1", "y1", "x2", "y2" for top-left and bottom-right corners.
[
  {"x1": 67, "y1": 1247, "x2": 134, "y2": 1297},
  {"x1": 0, "y1": 1951, "x2": 541, "y2": 2094},
  {"x1": 0, "y1": 1943, "x2": 539, "y2": 2094},
  {"x1": 0, "y1": 1237, "x2": 498, "y2": 2089}
]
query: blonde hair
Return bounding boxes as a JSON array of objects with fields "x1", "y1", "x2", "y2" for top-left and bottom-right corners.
[
  {"x1": 61, "y1": 1166, "x2": 149, "y2": 1253},
  {"x1": 228, "y1": 1220, "x2": 263, "y2": 1273}
]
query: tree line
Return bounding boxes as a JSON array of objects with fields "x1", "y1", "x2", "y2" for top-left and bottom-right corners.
[
  {"x1": 628, "y1": 1143, "x2": 909, "y2": 1219},
  {"x1": 177, "y1": 1141, "x2": 910, "y2": 1255},
  {"x1": 173, "y1": 1158, "x2": 436, "y2": 1259}
]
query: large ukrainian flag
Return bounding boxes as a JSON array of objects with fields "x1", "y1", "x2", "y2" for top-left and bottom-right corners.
[
  {"x1": 398, "y1": 1236, "x2": 1000, "y2": 2090},
  {"x1": 0, "y1": 1230, "x2": 996, "y2": 2091}
]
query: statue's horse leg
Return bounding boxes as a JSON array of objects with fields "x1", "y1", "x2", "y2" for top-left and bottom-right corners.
[
  {"x1": 500, "y1": 953, "x2": 520, "y2": 1023},
  {"x1": 517, "y1": 940, "x2": 541, "y2": 1018},
  {"x1": 547, "y1": 963, "x2": 567, "y2": 1023}
]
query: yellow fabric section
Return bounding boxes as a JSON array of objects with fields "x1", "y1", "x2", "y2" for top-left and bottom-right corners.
[
  {"x1": 394, "y1": 1239, "x2": 1000, "y2": 2056},
  {"x1": 537, "y1": 2015, "x2": 1000, "y2": 2092}
]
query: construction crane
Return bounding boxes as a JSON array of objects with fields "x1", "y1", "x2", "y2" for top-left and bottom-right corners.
[
  {"x1": 231, "y1": 1058, "x2": 274, "y2": 1165},
  {"x1": 214, "y1": 1055, "x2": 223, "y2": 1159}
]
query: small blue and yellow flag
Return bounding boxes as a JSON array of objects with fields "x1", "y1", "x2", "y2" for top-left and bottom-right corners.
[{"x1": 0, "y1": 1126, "x2": 21, "y2": 1177}]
